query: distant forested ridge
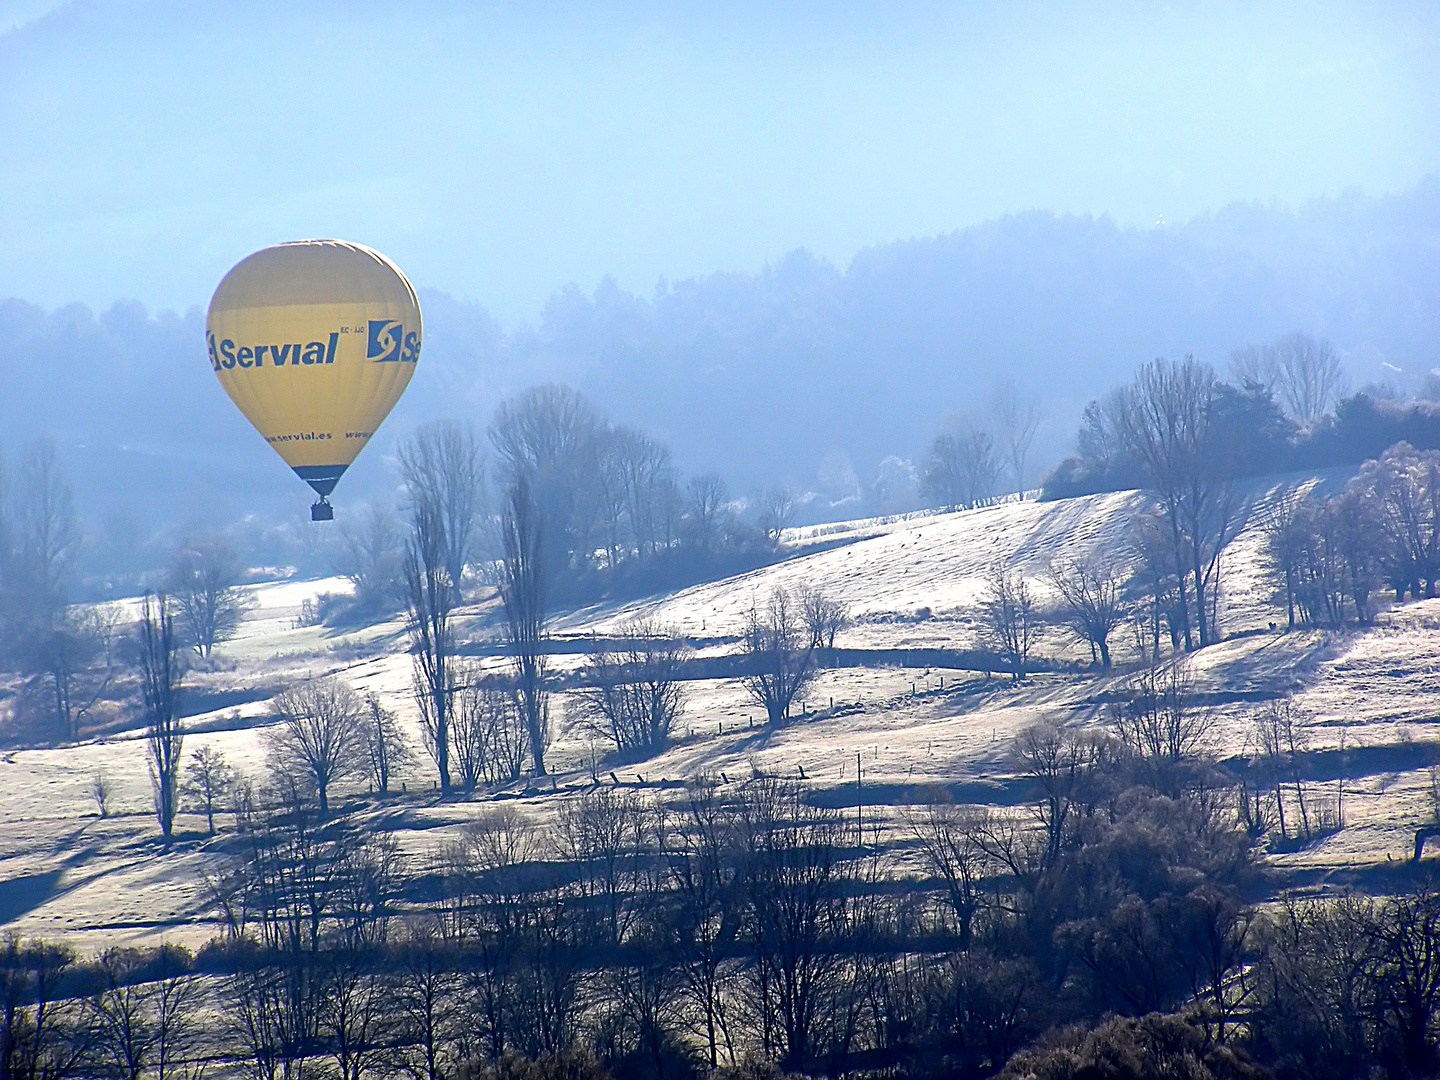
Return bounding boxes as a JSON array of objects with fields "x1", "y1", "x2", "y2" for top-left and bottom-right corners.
[{"x1": 1, "y1": 179, "x2": 1436, "y2": 544}]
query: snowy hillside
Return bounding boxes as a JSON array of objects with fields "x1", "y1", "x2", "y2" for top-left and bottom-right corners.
[{"x1": 4, "y1": 470, "x2": 1436, "y2": 954}]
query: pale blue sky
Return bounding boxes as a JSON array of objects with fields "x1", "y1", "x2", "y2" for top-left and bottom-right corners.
[{"x1": 2, "y1": 0, "x2": 1437, "y2": 322}]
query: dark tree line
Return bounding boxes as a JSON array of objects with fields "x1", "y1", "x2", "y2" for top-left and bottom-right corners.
[{"x1": 1048, "y1": 332, "x2": 1440, "y2": 504}]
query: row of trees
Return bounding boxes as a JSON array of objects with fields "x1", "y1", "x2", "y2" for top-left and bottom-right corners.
[
  {"x1": 274, "y1": 581, "x2": 854, "y2": 817},
  {"x1": 990, "y1": 352, "x2": 1440, "y2": 664},
  {"x1": 975, "y1": 427, "x2": 1440, "y2": 671},
  {"x1": 490, "y1": 385, "x2": 801, "y2": 593},
  {"x1": 1265, "y1": 441, "x2": 1440, "y2": 629},
  {"x1": 1035, "y1": 353, "x2": 1315, "y2": 659},
  {"x1": 397, "y1": 430, "x2": 552, "y2": 792},
  {"x1": 335, "y1": 390, "x2": 806, "y2": 627}
]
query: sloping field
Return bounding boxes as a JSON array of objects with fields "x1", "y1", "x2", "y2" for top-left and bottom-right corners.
[
  {"x1": 3, "y1": 470, "x2": 1433, "y2": 953},
  {"x1": 559, "y1": 470, "x2": 1346, "y2": 649}
]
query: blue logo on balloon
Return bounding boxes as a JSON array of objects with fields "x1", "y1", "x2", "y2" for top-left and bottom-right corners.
[{"x1": 367, "y1": 319, "x2": 404, "y2": 362}]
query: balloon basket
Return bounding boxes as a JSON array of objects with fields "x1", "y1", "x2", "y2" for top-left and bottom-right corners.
[{"x1": 311, "y1": 499, "x2": 334, "y2": 522}]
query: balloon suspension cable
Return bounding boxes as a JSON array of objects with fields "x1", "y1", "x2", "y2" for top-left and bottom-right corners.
[{"x1": 311, "y1": 498, "x2": 334, "y2": 522}]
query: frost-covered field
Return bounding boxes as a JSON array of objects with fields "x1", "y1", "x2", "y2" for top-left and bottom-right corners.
[{"x1": 1, "y1": 472, "x2": 1434, "y2": 953}]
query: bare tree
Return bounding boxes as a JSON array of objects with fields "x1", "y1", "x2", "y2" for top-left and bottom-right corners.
[
  {"x1": 907, "y1": 801, "x2": 989, "y2": 948},
  {"x1": 500, "y1": 475, "x2": 550, "y2": 775},
  {"x1": 609, "y1": 425, "x2": 676, "y2": 560},
  {"x1": 1262, "y1": 488, "x2": 1311, "y2": 632},
  {"x1": 1126, "y1": 510, "x2": 1187, "y2": 659},
  {"x1": 1253, "y1": 696, "x2": 1313, "y2": 841},
  {"x1": 319, "y1": 950, "x2": 391, "y2": 1080},
  {"x1": 684, "y1": 473, "x2": 731, "y2": 552},
  {"x1": 797, "y1": 582, "x2": 849, "y2": 652},
  {"x1": 362, "y1": 692, "x2": 413, "y2": 796},
  {"x1": 10, "y1": 437, "x2": 81, "y2": 624},
  {"x1": 167, "y1": 538, "x2": 252, "y2": 657},
  {"x1": 1118, "y1": 358, "x2": 1209, "y2": 649},
  {"x1": 398, "y1": 420, "x2": 487, "y2": 604},
  {"x1": 87, "y1": 945, "x2": 200, "y2": 1080},
  {"x1": 138, "y1": 592, "x2": 184, "y2": 849},
  {"x1": 1011, "y1": 721, "x2": 1103, "y2": 871},
  {"x1": 221, "y1": 775, "x2": 258, "y2": 841},
  {"x1": 2, "y1": 446, "x2": 95, "y2": 745},
  {"x1": 227, "y1": 953, "x2": 317, "y2": 1080},
  {"x1": 576, "y1": 619, "x2": 691, "y2": 758},
  {"x1": 1048, "y1": 557, "x2": 1126, "y2": 668},
  {"x1": 90, "y1": 771, "x2": 113, "y2": 819},
  {"x1": 87, "y1": 948, "x2": 152, "y2": 1080},
  {"x1": 406, "y1": 497, "x2": 456, "y2": 792},
  {"x1": 183, "y1": 744, "x2": 234, "y2": 835},
  {"x1": 1229, "y1": 342, "x2": 1281, "y2": 396},
  {"x1": 395, "y1": 920, "x2": 464, "y2": 1080},
  {"x1": 980, "y1": 565, "x2": 1037, "y2": 680},
  {"x1": 736, "y1": 778, "x2": 853, "y2": 1071},
  {"x1": 336, "y1": 502, "x2": 404, "y2": 616},
  {"x1": 450, "y1": 660, "x2": 529, "y2": 787},
  {"x1": 1109, "y1": 661, "x2": 1214, "y2": 796},
  {"x1": 993, "y1": 381, "x2": 1043, "y2": 496},
  {"x1": 1232, "y1": 332, "x2": 1346, "y2": 422},
  {"x1": 24, "y1": 601, "x2": 122, "y2": 742},
  {"x1": 755, "y1": 487, "x2": 795, "y2": 545},
  {"x1": 0, "y1": 935, "x2": 84, "y2": 1080},
  {"x1": 554, "y1": 787, "x2": 651, "y2": 946},
  {"x1": 921, "y1": 421, "x2": 1002, "y2": 509},
  {"x1": 449, "y1": 679, "x2": 501, "y2": 789},
  {"x1": 669, "y1": 779, "x2": 743, "y2": 1068},
  {"x1": 738, "y1": 587, "x2": 817, "y2": 725},
  {"x1": 653, "y1": 473, "x2": 684, "y2": 557},
  {"x1": 489, "y1": 383, "x2": 607, "y2": 574},
  {"x1": 1075, "y1": 387, "x2": 1131, "y2": 469},
  {"x1": 1117, "y1": 356, "x2": 1244, "y2": 649},
  {"x1": 593, "y1": 437, "x2": 629, "y2": 569},
  {"x1": 267, "y1": 677, "x2": 367, "y2": 813},
  {"x1": 493, "y1": 688, "x2": 531, "y2": 786}
]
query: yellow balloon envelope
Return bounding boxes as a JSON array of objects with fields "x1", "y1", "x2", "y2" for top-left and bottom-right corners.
[{"x1": 206, "y1": 240, "x2": 422, "y2": 519}]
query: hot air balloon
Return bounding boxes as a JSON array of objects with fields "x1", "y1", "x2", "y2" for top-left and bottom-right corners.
[{"x1": 206, "y1": 240, "x2": 422, "y2": 520}]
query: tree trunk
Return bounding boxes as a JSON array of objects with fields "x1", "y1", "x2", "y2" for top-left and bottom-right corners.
[
  {"x1": 1168, "y1": 515, "x2": 1194, "y2": 650},
  {"x1": 1192, "y1": 540, "x2": 1209, "y2": 648}
]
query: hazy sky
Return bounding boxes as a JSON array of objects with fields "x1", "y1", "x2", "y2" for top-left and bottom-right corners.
[{"x1": 2, "y1": 0, "x2": 1437, "y2": 323}]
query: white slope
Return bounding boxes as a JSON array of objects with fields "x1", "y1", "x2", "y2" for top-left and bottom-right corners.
[{"x1": 557, "y1": 474, "x2": 1324, "y2": 649}]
